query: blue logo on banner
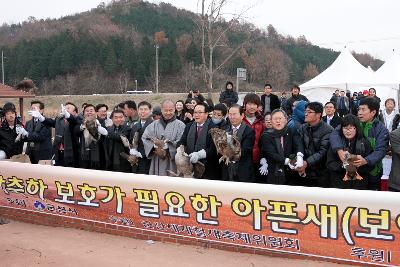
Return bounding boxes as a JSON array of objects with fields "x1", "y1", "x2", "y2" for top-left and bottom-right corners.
[{"x1": 34, "y1": 201, "x2": 45, "y2": 210}]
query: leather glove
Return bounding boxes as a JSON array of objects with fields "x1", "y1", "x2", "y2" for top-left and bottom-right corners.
[
  {"x1": 28, "y1": 110, "x2": 45, "y2": 122},
  {"x1": 259, "y1": 158, "x2": 268, "y2": 175},
  {"x1": 129, "y1": 148, "x2": 143, "y2": 158},
  {"x1": 60, "y1": 104, "x2": 70, "y2": 119}
]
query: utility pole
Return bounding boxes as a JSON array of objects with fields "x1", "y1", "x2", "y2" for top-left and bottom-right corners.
[
  {"x1": 1, "y1": 51, "x2": 4, "y2": 84},
  {"x1": 155, "y1": 44, "x2": 159, "y2": 94}
]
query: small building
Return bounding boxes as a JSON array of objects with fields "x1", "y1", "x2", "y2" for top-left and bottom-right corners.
[{"x1": 0, "y1": 83, "x2": 35, "y2": 121}]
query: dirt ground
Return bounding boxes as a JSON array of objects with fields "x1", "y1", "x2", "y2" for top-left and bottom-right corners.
[{"x1": 0, "y1": 220, "x2": 344, "y2": 267}]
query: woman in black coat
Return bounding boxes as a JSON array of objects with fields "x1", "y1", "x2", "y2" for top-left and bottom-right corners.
[
  {"x1": 327, "y1": 114, "x2": 373, "y2": 190},
  {"x1": 260, "y1": 109, "x2": 304, "y2": 185}
]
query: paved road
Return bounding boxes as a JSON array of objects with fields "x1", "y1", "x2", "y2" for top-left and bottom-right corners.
[{"x1": 0, "y1": 220, "x2": 343, "y2": 267}]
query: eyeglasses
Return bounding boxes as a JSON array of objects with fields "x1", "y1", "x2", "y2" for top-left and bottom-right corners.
[{"x1": 193, "y1": 111, "x2": 206, "y2": 115}]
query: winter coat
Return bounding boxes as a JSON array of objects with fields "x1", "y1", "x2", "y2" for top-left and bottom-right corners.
[
  {"x1": 0, "y1": 120, "x2": 23, "y2": 158},
  {"x1": 261, "y1": 93, "x2": 280, "y2": 114},
  {"x1": 24, "y1": 119, "x2": 53, "y2": 163},
  {"x1": 219, "y1": 89, "x2": 238, "y2": 107},
  {"x1": 243, "y1": 113, "x2": 265, "y2": 163},
  {"x1": 260, "y1": 127, "x2": 304, "y2": 184}
]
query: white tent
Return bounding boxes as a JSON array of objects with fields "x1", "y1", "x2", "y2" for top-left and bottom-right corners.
[
  {"x1": 300, "y1": 49, "x2": 375, "y2": 104},
  {"x1": 373, "y1": 51, "x2": 400, "y2": 101}
]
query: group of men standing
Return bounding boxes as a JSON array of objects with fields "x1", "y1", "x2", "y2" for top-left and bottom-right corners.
[{"x1": 0, "y1": 82, "x2": 392, "y2": 191}]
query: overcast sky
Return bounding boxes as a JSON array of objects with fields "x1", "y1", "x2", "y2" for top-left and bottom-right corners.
[{"x1": 1, "y1": 0, "x2": 399, "y2": 61}]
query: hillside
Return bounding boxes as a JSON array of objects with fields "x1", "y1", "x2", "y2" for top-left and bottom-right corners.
[{"x1": 0, "y1": 0, "x2": 384, "y2": 95}]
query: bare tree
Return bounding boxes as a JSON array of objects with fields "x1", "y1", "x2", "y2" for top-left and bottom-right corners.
[
  {"x1": 199, "y1": 0, "x2": 253, "y2": 97},
  {"x1": 118, "y1": 70, "x2": 130, "y2": 94}
]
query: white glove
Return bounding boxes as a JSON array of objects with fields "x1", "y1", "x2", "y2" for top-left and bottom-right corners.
[
  {"x1": 129, "y1": 148, "x2": 143, "y2": 158},
  {"x1": 295, "y1": 152, "x2": 304, "y2": 169},
  {"x1": 189, "y1": 149, "x2": 206, "y2": 163},
  {"x1": 28, "y1": 110, "x2": 45, "y2": 122},
  {"x1": 96, "y1": 119, "x2": 101, "y2": 127},
  {"x1": 97, "y1": 125, "x2": 108, "y2": 136},
  {"x1": 60, "y1": 104, "x2": 70, "y2": 119},
  {"x1": 105, "y1": 118, "x2": 113, "y2": 128},
  {"x1": 226, "y1": 134, "x2": 233, "y2": 144},
  {"x1": 16, "y1": 126, "x2": 29, "y2": 137},
  {"x1": 259, "y1": 158, "x2": 268, "y2": 175}
]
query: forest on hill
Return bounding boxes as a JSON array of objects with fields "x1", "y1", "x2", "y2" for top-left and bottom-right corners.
[{"x1": 0, "y1": 0, "x2": 384, "y2": 95}]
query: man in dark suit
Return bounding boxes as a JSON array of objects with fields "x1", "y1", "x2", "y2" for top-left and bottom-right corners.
[
  {"x1": 221, "y1": 104, "x2": 256, "y2": 182},
  {"x1": 322, "y1": 101, "x2": 342, "y2": 129},
  {"x1": 261, "y1": 83, "x2": 280, "y2": 114},
  {"x1": 179, "y1": 103, "x2": 218, "y2": 179},
  {"x1": 130, "y1": 101, "x2": 153, "y2": 174},
  {"x1": 21, "y1": 101, "x2": 53, "y2": 164}
]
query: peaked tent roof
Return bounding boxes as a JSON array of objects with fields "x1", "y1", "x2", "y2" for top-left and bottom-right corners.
[
  {"x1": 301, "y1": 49, "x2": 374, "y2": 89},
  {"x1": 374, "y1": 51, "x2": 400, "y2": 86}
]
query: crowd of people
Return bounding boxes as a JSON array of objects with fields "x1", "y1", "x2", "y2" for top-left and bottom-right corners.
[{"x1": 1, "y1": 81, "x2": 399, "y2": 192}]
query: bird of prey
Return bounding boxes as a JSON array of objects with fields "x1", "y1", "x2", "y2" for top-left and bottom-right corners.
[
  {"x1": 120, "y1": 132, "x2": 140, "y2": 166},
  {"x1": 167, "y1": 145, "x2": 205, "y2": 178},
  {"x1": 83, "y1": 117, "x2": 99, "y2": 148},
  {"x1": 209, "y1": 128, "x2": 241, "y2": 165},
  {"x1": 343, "y1": 152, "x2": 363, "y2": 181}
]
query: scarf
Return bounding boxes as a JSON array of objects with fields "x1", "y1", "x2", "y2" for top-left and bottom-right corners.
[
  {"x1": 360, "y1": 119, "x2": 381, "y2": 176},
  {"x1": 267, "y1": 126, "x2": 288, "y2": 138}
]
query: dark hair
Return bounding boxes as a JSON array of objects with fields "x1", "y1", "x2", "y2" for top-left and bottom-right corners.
[
  {"x1": 243, "y1": 93, "x2": 261, "y2": 107},
  {"x1": 229, "y1": 104, "x2": 244, "y2": 115},
  {"x1": 65, "y1": 102, "x2": 78, "y2": 113},
  {"x1": 185, "y1": 98, "x2": 198, "y2": 105},
  {"x1": 117, "y1": 102, "x2": 125, "y2": 110},
  {"x1": 194, "y1": 102, "x2": 209, "y2": 113},
  {"x1": 3, "y1": 102, "x2": 16, "y2": 113},
  {"x1": 83, "y1": 104, "x2": 96, "y2": 113},
  {"x1": 324, "y1": 101, "x2": 336, "y2": 108},
  {"x1": 340, "y1": 114, "x2": 364, "y2": 140},
  {"x1": 359, "y1": 97, "x2": 380, "y2": 117},
  {"x1": 292, "y1": 84, "x2": 300, "y2": 91},
  {"x1": 305, "y1": 102, "x2": 323, "y2": 117},
  {"x1": 31, "y1": 100, "x2": 44, "y2": 110},
  {"x1": 95, "y1": 103, "x2": 108, "y2": 112},
  {"x1": 82, "y1": 102, "x2": 88, "y2": 108},
  {"x1": 225, "y1": 81, "x2": 234, "y2": 89},
  {"x1": 264, "y1": 83, "x2": 272, "y2": 89},
  {"x1": 138, "y1": 101, "x2": 152, "y2": 109},
  {"x1": 213, "y1": 103, "x2": 227, "y2": 116},
  {"x1": 369, "y1": 87, "x2": 376, "y2": 94},
  {"x1": 111, "y1": 109, "x2": 125, "y2": 118},
  {"x1": 124, "y1": 100, "x2": 137, "y2": 110},
  {"x1": 385, "y1": 98, "x2": 396, "y2": 106}
]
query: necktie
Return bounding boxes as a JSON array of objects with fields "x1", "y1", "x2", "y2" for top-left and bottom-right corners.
[
  {"x1": 233, "y1": 127, "x2": 238, "y2": 135},
  {"x1": 196, "y1": 125, "x2": 203, "y2": 138}
]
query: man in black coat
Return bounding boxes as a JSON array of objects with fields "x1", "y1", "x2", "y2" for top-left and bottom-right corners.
[
  {"x1": 20, "y1": 101, "x2": 52, "y2": 164},
  {"x1": 0, "y1": 106, "x2": 23, "y2": 159},
  {"x1": 179, "y1": 103, "x2": 218, "y2": 179},
  {"x1": 284, "y1": 85, "x2": 309, "y2": 116},
  {"x1": 69, "y1": 104, "x2": 108, "y2": 170},
  {"x1": 260, "y1": 83, "x2": 280, "y2": 114},
  {"x1": 322, "y1": 102, "x2": 342, "y2": 129},
  {"x1": 104, "y1": 110, "x2": 131, "y2": 173},
  {"x1": 221, "y1": 104, "x2": 255, "y2": 182},
  {"x1": 296, "y1": 102, "x2": 333, "y2": 187},
  {"x1": 219, "y1": 81, "x2": 238, "y2": 107},
  {"x1": 30, "y1": 102, "x2": 80, "y2": 167},
  {"x1": 129, "y1": 101, "x2": 153, "y2": 174},
  {"x1": 211, "y1": 103, "x2": 229, "y2": 129}
]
